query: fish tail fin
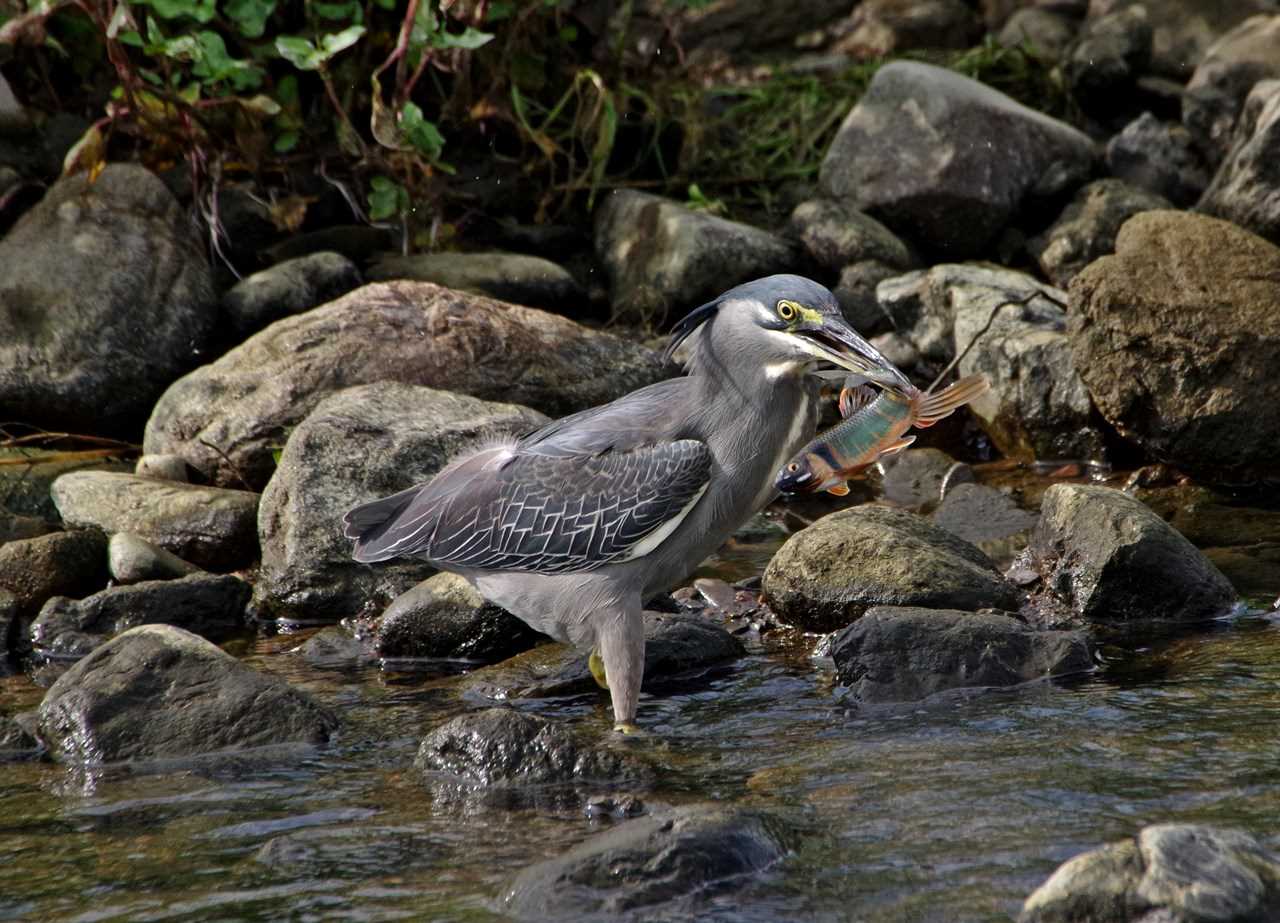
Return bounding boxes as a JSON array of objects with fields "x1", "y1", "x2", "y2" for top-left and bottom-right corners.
[
  {"x1": 826, "y1": 482, "x2": 850, "y2": 496},
  {"x1": 915, "y1": 374, "x2": 990, "y2": 427}
]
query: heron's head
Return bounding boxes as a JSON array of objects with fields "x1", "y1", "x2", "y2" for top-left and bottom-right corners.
[{"x1": 665, "y1": 274, "x2": 911, "y2": 391}]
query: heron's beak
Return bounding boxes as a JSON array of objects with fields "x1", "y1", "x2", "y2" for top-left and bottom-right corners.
[{"x1": 795, "y1": 317, "x2": 913, "y2": 393}]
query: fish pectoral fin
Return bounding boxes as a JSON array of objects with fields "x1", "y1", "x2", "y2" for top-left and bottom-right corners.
[
  {"x1": 879, "y1": 436, "x2": 916, "y2": 457},
  {"x1": 838, "y1": 384, "x2": 877, "y2": 418},
  {"x1": 826, "y1": 483, "x2": 851, "y2": 496}
]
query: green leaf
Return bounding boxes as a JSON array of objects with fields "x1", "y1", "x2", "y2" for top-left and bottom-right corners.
[
  {"x1": 313, "y1": 0, "x2": 362, "y2": 22},
  {"x1": 275, "y1": 34, "x2": 320, "y2": 69},
  {"x1": 399, "y1": 101, "x2": 445, "y2": 160},
  {"x1": 273, "y1": 130, "x2": 299, "y2": 153},
  {"x1": 320, "y1": 24, "x2": 365, "y2": 57},
  {"x1": 191, "y1": 30, "x2": 264, "y2": 90},
  {"x1": 558, "y1": 24, "x2": 578, "y2": 43},
  {"x1": 224, "y1": 0, "x2": 276, "y2": 39},
  {"x1": 433, "y1": 26, "x2": 493, "y2": 50},
  {"x1": 372, "y1": 0, "x2": 395, "y2": 8},
  {"x1": 367, "y1": 175, "x2": 408, "y2": 221},
  {"x1": 136, "y1": 0, "x2": 216, "y2": 22},
  {"x1": 118, "y1": 29, "x2": 143, "y2": 47},
  {"x1": 487, "y1": 1, "x2": 515, "y2": 20}
]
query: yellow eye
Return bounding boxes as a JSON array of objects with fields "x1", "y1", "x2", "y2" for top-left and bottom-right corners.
[{"x1": 777, "y1": 300, "x2": 799, "y2": 322}]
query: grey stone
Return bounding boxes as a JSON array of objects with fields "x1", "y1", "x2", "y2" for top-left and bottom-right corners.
[
  {"x1": 1065, "y1": 4, "x2": 1152, "y2": 112},
  {"x1": 374, "y1": 573, "x2": 546, "y2": 662},
  {"x1": 0, "y1": 510, "x2": 56, "y2": 545},
  {"x1": 1020, "y1": 823, "x2": 1280, "y2": 923},
  {"x1": 933, "y1": 483, "x2": 1038, "y2": 565},
  {"x1": 643, "y1": 0, "x2": 854, "y2": 57},
  {"x1": 831, "y1": 606, "x2": 1093, "y2": 703},
  {"x1": 1028, "y1": 484, "x2": 1237, "y2": 623},
  {"x1": 254, "y1": 827, "x2": 438, "y2": 878},
  {"x1": 0, "y1": 587, "x2": 19, "y2": 657},
  {"x1": 0, "y1": 164, "x2": 217, "y2": 434},
  {"x1": 293, "y1": 625, "x2": 376, "y2": 670},
  {"x1": 867, "y1": 330, "x2": 920, "y2": 372},
  {"x1": 0, "y1": 712, "x2": 42, "y2": 762},
  {"x1": 879, "y1": 447, "x2": 974, "y2": 509},
  {"x1": 133, "y1": 454, "x2": 189, "y2": 482},
  {"x1": 144, "y1": 281, "x2": 670, "y2": 489},
  {"x1": 1183, "y1": 14, "x2": 1280, "y2": 161},
  {"x1": 831, "y1": 0, "x2": 981, "y2": 56},
  {"x1": 834, "y1": 260, "x2": 900, "y2": 336},
  {"x1": 1106, "y1": 112, "x2": 1210, "y2": 206},
  {"x1": 255, "y1": 382, "x2": 546, "y2": 621},
  {"x1": 223, "y1": 251, "x2": 361, "y2": 336},
  {"x1": 1198, "y1": 79, "x2": 1280, "y2": 246},
  {"x1": 1069, "y1": 210, "x2": 1280, "y2": 477},
  {"x1": 762, "y1": 505, "x2": 1021, "y2": 633},
  {"x1": 819, "y1": 61, "x2": 1097, "y2": 258},
  {"x1": 0, "y1": 74, "x2": 30, "y2": 136},
  {"x1": 30, "y1": 573, "x2": 248, "y2": 661},
  {"x1": 787, "y1": 199, "x2": 917, "y2": 273},
  {"x1": 997, "y1": 8, "x2": 1079, "y2": 58},
  {"x1": 51, "y1": 472, "x2": 259, "y2": 570},
  {"x1": 594, "y1": 190, "x2": 798, "y2": 325},
  {"x1": 108, "y1": 533, "x2": 203, "y2": 583},
  {"x1": 264, "y1": 225, "x2": 395, "y2": 266},
  {"x1": 503, "y1": 804, "x2": 790, "y2": 919},
  {"x1": 0, "y1": 530, "x2": 107, "y2": 616},
  {"x1": 1137, "y1": 485, "x2": 1280, "y2": 548},
  {"x1": 365, "y1": 251, "x2": 583, "y2": 312},
  {"x1": 1028, "y1": 178, "x2": 1170, "y2": 286},
  {"x1": 37, "y1": 624, "x2": 339, "y2": 764}
]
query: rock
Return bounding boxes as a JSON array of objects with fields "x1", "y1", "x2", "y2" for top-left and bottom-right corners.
[
  {"x1": 133, "y1": 454, "x2": 189, "y2": 482},
  {"x1": 594, "y1": 190, "x2": 798, "y2": 325},
  {"x1": 0, "y1": 587, "x2": 19, "y2": 657},
  {"x1": 255, "y1": 382, "x2": 546, "y2": 621},
  {"x1": 0, "y1": 712, "x2": 42, "y2": 761},
  {"x1": 819, "y1": 61, "x2": 1097, "y2": 259},
  {"x1": 1183, "y1": 14, "x2": 1280, "y2": 161},
  {"x1": 293, "y1": 625, "x2": 376, "y2": 670},
  {"x1": 786, "y1": 199, "x2": 916, "y2": 274},
  {"x1": 1020, "y1": 824, "x2": 1280, "y2": 923},
  {"x1": 365, "y1": 252, "x2": 584, "y2": 313},
  {"x1": 0, "y1": 448, "x2": 132, "y2": 521},
  {"x1": 36, "y1": 624, "x2": 339, "y2": 764},
  {"x1": 1065, "y1": 4, "x2": 1152, "y2": 116},
  {"x1": 1028, "y1": 179, "x2": 1170, "y2": 286},
  {"x1": 51, "y1": 472, "x2": 259, "y2": 570},
  {"x1": 868, "y1": 330, "x2": 920, "y2": 372},
  {"x1": 374, "y1": 573, "x2": 546, "y2": 662},
  {"x1": 264, "y1": 225, "x2": 395, "y2": 266},
  {"x1": 0, "y1": 530, "x2": 107, "y2": 616},
  {"x1": 144, "y1": 281, "x2": 670, "y2": 489},
  {"x1": 762, "y1": 506, "x2": 1021, "y2": 633},
  {"x1": 503, "y1": 804, "x2": 790, "y2": 919},
  {"x1": 0, "y1": 73, "x2": 30, "y2": 135},
  {"x1": 878, "y1": 447, "x2": 974, "y2": 509},
  {"x1": 1027, "y1": 484, "x2": 1237, "y2": 623},
  {"x1": 1136, "y1": 484, "x2": 1280, "y2": 547},
  {"x1": 1205, "y1": 544, "x2": 1280, "y2": 598},
  {"x1": 222, "y1": 251, "x2": 361, "y2": 337},
  {"x1": 933, "y1": 483, "x2": 1039, "y2": 564},
  {"x1": 29, "y1": 573, "x2": 248, "y2": 660},
  {"x1": 1198, "y1": 79, "x2": 1280, "y2": 246},
  {"x1": 253, "y1": 826, "x2": 437, "y2": 877},
  {"x1": 997, "y1": 8, "x2": 1079, "y2": 59},
  {"x1": 643, "y1": 0, "x2": 854, "y2": 57},
  {"x1": 831, "y1": 606, "x2": 1093, "y2": 703},
  {"x1": 1068, "y1": 210, "x2": 1280, "y2": 476},
  {"x1": 834, "y1": 260, "x2": 901, "y2": 336},
  {"x1": 108, "y1": 533, "x2": 203, "y2": 584},
  {"x1": 1106, "y1": 112, "x2": 1210, "y2": 207},
  {"x1": 0, "y1": 510, "x2": 56, "y2": 545},
  {"x1": 415, "y1": 708, "x2": 646, "y2": 787},
  {"x1": 831, "y1": 0, "x2": 981, "y2": 57},
  {"x1": 0, "y1": 164, "x2": 217, "y2": 435}
]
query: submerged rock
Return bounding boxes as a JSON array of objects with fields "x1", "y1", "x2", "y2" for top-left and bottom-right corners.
[
  {"x1": 1020, "y1": 824, "x2": 1280, "y2": 922},
  {"x1": 37, "y1": 624, "x2": 339, "y2": 764},
  {"x1": 502, "y1": 804, "x2": 790, "y2": 919},
  {"x1": 1182, "y1": 13, "x2": 1280, "y2": 161},
  {"x1": 1198, "y1": 79, "x2": 1280, "y2": 246},
  {"x1": 222, "y1": 251, "x2": 361, "y2": 336},
  {"x1": 762, "y1": 506, "x2": 1021, "y2": 633},
  {"x1": 1027, "y1": 484, "x2": 1236, "y2": 623},
  {"x1": 831, "y1": 606, "x2": 1093, "y2": 703},
  {"x1": 366, "y1": 251, "x2": 585, "y2": 312},
  {"x1": 0, "y1": 530, "x2": 107, "y2": 616}
]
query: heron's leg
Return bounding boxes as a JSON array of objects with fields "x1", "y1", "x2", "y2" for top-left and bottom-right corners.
[
  {"x1": 588, "y1": 650, "x2": 608, "y2": 690},
  {"x1": 598, "y1": 605, "x2": 645, "y2": 734}
]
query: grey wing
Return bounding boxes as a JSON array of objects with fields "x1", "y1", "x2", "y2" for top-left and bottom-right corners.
[{"x1": 343, "y1": 438, "x2": 711, "y2": 573}]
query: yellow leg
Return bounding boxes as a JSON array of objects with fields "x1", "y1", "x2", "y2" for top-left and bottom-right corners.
[{"x1": 588, "y1": 649, "x2": 609, "y2": 690}]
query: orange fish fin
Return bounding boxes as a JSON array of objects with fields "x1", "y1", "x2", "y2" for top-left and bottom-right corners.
[
  {"x1": 880, "y1": 436, "x2": 916, "y2": 457},
  {"x1": 826, "y1": 483, "x2": 851, "y2": 496},
  {"x1": 838, "y1": 384, "x2": 877, "y2": 418},
  {"x1": 915, "y1": 374, "x2": 990, "y2": 427}
]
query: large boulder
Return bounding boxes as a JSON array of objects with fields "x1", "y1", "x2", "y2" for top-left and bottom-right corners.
[
  {"x1": 819, "y1": 61, "x2": 1096, "y2": 258},
  {"x1": 831, "y1": 606, "x2": 1093, "y2": 704},
  {"x1": 36, "y1": 624, "x2": 339, "y2": 763},
  {"x1": 1026, "y1": 484, "x2": 1237, "y2": 623},
  {"x1": 1021, "y1": 824, "x2": 1280, "y2": 923},
  {"x1": 1068, "y1": 210, "x2": 1280, "y2": 477},
  {"x1": 0, "y1": 164, "x2": 217, "y2": 435},
  {"x1": 0, "y1": 530, "x2": 107, "y2": 617},
  {"x1": 762, "y1": 506, "x2": 1021, "y2": 633},
  {"x1": 51, "y1": 472, "x2": 259, "y2": 570},
  {"x1": 255, "y1": 382, "x2": 546, "y2": 621},
  {"x1": 1198, "y1": 79, "x2": 1280, "y2": 246},
  {"x1": 594, "y1": 191, "x2": 798, "y2": 325},
  {"x1": 1182, "y1": 14, "x2": 1280, "y2": 161},
  {"x1": 144, "y1": 281, "x2": 670, "y2": 489}
]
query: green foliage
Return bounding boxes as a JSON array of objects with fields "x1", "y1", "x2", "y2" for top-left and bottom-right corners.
[{"x1": 367, "y1": 175, "x2": 408, "y2": 221}]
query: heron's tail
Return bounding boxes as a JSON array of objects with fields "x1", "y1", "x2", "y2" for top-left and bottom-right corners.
[
  {"x1": 343, "y1": 485, "x2": 422, "y2": 562},
  {"x1": 914, "y1": 374, "x2": 989, "y2": 428}
]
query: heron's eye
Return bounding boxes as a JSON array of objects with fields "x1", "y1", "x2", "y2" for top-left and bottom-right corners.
[{"x1": 776, "y1": 300, "x2": 799, "y2": 322}]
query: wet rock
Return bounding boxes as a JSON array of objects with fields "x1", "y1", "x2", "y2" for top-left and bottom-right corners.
[
  {"x1": 254, "y1": 826, "x2": 438, "y2": 878},
  {"x1": 256, "y1": 382, "x2": 546, "y2": 621},
  {"x1": 1028, "y1": 178, "x2": 1170, "y2": 287},
  {"x1": 933, "y1": 483, "x2": 1039, "y2": 565},
  {"x1": 595, "y1": 190, "x2": 797, "y2": 325},
  {"x1": 834, "y1": 260, "x2": 900, "y2": 336},
  {"x1": 223, "y1": 251, "x2": 361, "y2": 336},
  {"x1": 133, "y1": 454, "x2": 189, "y2": 482},
  {"x1": 1205, "y1": 544, "x2": 1280, "y2": 599},
  {"x1": 1020, "y1": 823, "x2": 1280, "y2": 923},
  {"x1": 0, "y1": 587, "x2": 18, "y2": 656},
  {"x1": 1183, "y1": 14, "x2": 1280, "y2": 161},
  {"x1": 502, "y1": 804, "x2": 790, "y2": 919},
  {"x1": 293, "y1": 625, "x2": 376, "y2": 670},
  {"x1": 879, "y1": 447, "x2": 974, "y2": 509},
  {"x1": 831, "y1": 0, "x2": 981, "y2": 57},
  {"x1": 366, "y1": 251, "x2": 584, "y2": 313},
  {"x1": 108, "y1": 533, "x2": 202, "y2": 584},
  {"x1": 1136, "y1": 485, "x2": 1280, "y2": 548},
  {"x1": 0, "y1": 712, "x2": 42, "y2": 760},
  {"x1": 144, "y1": 281, "x2": 669, "y2": 489},
  {"x1": 819, "y1": 61, "x2": 1097, "y2": 259},
  {"x1": 787, "y1": 199, "x2": 916, "y2": 274},
  {"x1": 1028, "y1": 484, "x2": 1237, "y2": 623},
  {"x1": 29, "y1": 573, "x2": 248, "y2": 660},
  {"x1": 997, "y1": 8, "x2": 1079, "y2": 59},
  {"x1": 416, "y1": 708, "x2": 647, "y2": 787},
  {"x1": 51, "y1": 472, "x2": 259, "y2": 570},
  {"x1": 831, "y1": 606, "x2": 1093, "y2": 703},
  {"x1": 1198, "y1": 79, "x2": 1280, "y2": 246},
  {"x1": 1069, "y1": 210, "x2": 1280, "y2": 477},
  {"x1": 36, "y1": 624, "x2": 339, "y2": 764},
  {"x1": 762, "y1": 506, "x2": 1021, "y2": 633},
  {"x1": 374, "y1": 573, "x2": 546, "y2": 662},
  {"x1": 1065, "y1": 4, "x2": 1152, "y2": 116},
  {"x1": 1106, "y1": 112, "x2": 1210, "y2": 207},
  {"x1": 0, "y1": 530, "x2": 107, "y2": 616},
  {"x1": 0, "y1": 164, "x2": 217, "y2": 435},
  {"x1": 0, "y1": 510, "x2": 56, "y2": 545}
]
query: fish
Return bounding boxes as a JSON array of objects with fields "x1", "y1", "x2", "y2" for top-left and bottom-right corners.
[{"x1": 775, "y1": 373, "x2": 990, "y2": 497}]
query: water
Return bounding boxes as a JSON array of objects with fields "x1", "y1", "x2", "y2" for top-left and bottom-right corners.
[{"x1": 3, "y1": 480, "x2": 1280, "y2": 922}]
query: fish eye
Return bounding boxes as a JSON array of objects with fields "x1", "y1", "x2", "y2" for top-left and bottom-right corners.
[
  {"x1": 776, "y1": 300, "x2": 799, "y2": 322},
  {"x1": 786, "y1": 462, "x2": 799, "y2": 472}
]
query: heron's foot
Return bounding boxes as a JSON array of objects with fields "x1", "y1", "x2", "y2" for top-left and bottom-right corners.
[
  {"x1": 588, "y1": 650, "x2": 609, "y2": 690},
  {"x1": 612, "y1": 721, "x2": 644, "y2": 736}
]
